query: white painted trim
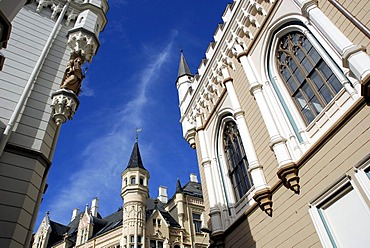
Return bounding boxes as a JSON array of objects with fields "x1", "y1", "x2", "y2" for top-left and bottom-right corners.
[
  {"x1": 308, "y1": 175, "x2": 370, "y2": 247},
  {"x1": 355, "y1": 160, "x2": 370, "y2": 201}
]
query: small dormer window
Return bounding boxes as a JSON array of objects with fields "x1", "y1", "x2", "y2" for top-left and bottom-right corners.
[
  {"x1": 139, "y1": 177, "x2": 144, "y2": 185},
  {"x1": 130, "y1": 176, "x2": 136, "y2": 184},
  {"x1": 153, "y1": 218, "x2": 156, "y2": 226},
  {"x1": 157, "y1": 219, "x2": 161, "y2": 227}
]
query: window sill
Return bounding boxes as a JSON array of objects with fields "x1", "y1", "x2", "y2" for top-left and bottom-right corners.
[
  {"x1": 234, "y1": 186, "x2": 255, "y2": 217},
  {"x1": 305, "y1": 88, "x2": 358, "y2": 144}
]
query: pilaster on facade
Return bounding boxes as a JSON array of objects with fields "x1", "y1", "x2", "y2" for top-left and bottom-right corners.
[
  {"x1": 293, "y1": 0, "x2": 370, "y2": 91},
  {"x1": 219, "y1": 65, "x2": 272, "y2": 215}
]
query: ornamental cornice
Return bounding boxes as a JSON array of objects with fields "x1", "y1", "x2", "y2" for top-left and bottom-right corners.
[
  {"x1": 182, "y1": 0, "x2": 276, "y2": 130},
  {"x1": 35, "y1": 0, "x2": 108, "y2": 29}
]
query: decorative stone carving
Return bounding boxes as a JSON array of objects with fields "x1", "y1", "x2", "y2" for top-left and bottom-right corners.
[
  {"x1": 60, "y1": 54, "x2": 85, "y2": 95},
  {"x1": 51, "y1": 3, "x2": 63, "y2": 20},
  {"x1": 277, "y1": 163, "x2": 300, "y2": 194},
  {"x1": 67, "y1": 31, "x2": 99, "y2": 62},
  {"x1": 50, "y1": 89, "x2": 80, "y2": 126},
  {"x1": 36, "y1": 0, "x2": 51, "y2": 13},
  {"x1": 66, "y1": 9, "x2": 78, "y2": 26},
  {"x1": 253, "y1": 188, "x2": 273, "y2": 217}
]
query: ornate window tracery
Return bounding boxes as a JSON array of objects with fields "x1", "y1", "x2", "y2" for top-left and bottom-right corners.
[
  {"x1": 223, "y1": 120, "x2": 253, "y2": 199},
  {"x1": 276, "y1": 31, "x2": 342, "y2": 124}
]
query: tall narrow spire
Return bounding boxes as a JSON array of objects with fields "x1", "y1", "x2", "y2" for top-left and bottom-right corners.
[
  {"x1": 126, "y1": 141, "x2": 146, "y2": 170},
  {"x1": 177, "y1": 50, "x2": 193, "y2": 80},
  {"x1": 176, "y1": 178, "x2": 183, "y2": 193}
]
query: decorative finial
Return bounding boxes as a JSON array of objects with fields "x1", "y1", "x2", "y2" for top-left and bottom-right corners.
[
  {"x1": 135, "y1": 128, "x2": 143, "y2": 142},
  {"x1": 46, "y1": 210, "x2": 50, "y2": 216}
]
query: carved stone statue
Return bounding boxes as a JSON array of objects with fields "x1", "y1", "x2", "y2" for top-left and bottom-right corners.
[{"x1": 60, "y1": 56, "x2": 85, "y2": 95}]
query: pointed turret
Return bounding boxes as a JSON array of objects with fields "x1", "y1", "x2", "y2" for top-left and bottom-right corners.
[
  {"x1": 177, "y1": 50, "x2": 193, "y2": 80},
  {"x1": 121, "y1": 140, "x2": 150, "y2": 247},
  {"x1": 176, "y1": 51, "x2": 196, "y2": 149},
  {"x1": 126, "y1": 141, "x2": 146, "y2": 170},
  {"x1": 176, "y1": 178, "x2": 183, "y2": 193},
  {"x1": 175, "y1": 178, "x2": 185, "y2": 227}
]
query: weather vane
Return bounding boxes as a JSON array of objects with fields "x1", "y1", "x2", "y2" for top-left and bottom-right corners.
[{"x1": 135, "y1": 128, "x2": 143, "y2": 142}]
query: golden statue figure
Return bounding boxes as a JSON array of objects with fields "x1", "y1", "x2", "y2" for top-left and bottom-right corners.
[{"x1": 60, "y1": 56, "x2": 85, "y2": 95}]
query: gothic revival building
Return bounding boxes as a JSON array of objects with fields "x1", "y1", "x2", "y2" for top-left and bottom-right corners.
[
  {"x1": 177, "y1": 0, "x2": 370, "y2": 247},
  {"x1": 32, "y1": 141, "x2": 209, "y2": 248},
  {"x1": 0, "y1": 1, "x2": 108, "y2": 247}
]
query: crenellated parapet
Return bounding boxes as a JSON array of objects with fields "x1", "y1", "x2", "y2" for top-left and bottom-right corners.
[{"x1": 179, "y1": 0, "x2": 277, "y2": 147}]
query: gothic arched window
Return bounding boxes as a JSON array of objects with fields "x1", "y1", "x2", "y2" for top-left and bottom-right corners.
[
  {"x1": 223, "y1": 121, "x2": 253, "y2": 199},
  {"x1": 276, "y1": 31, "x2": 342, "y2": 124}
]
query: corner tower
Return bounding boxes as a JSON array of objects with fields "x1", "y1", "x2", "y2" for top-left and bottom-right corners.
[{"x1": 121, "y1": 141, "x2": 150, "y2": 248}]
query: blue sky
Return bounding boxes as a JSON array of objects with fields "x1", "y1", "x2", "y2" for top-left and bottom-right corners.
[{"x1": 36, "y1": 0, "x2": 229, "y2": 227}]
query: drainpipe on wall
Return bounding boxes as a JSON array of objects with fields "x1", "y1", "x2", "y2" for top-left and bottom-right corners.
[{"x1": 0, "y1": 0, "x2": 71, "y2": 157}]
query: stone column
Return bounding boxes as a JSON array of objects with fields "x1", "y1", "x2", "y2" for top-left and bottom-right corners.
[
  {"x1": 195, "y1": 114, "x2": 223, "y2": 234},
  {"x1": 220, "y1": 65, "x2": 273, "y2": 216},
  {"x1": 234, "y1": 43, "x2": 300, "y2": 194}
]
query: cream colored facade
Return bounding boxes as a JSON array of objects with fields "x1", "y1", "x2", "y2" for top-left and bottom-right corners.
[
  {"x1": 177, "y1": 0, "x2": 370, "y2": 247},
  {"x1": 32, "y1": 142, "x2": 209, "y2": 248}
]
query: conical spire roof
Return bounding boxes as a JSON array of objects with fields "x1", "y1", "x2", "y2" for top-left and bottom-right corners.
[
  {"x1": 175, "y1": 178, "x2": 183, "y2": 193},
  {"x1": 126, "y1": 141, "x2": 146, "y2": 170},
  {"x1": 177, "y1": 50, "x2": 193, "y2": 80}
]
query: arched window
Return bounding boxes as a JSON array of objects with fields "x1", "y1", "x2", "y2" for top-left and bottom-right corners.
[
  {"x1": 223, "y1": 120, "x2": 253, "y2": 199},
  {"x1": 276, "y1": 31, "x2": 342, "y2": 124}
]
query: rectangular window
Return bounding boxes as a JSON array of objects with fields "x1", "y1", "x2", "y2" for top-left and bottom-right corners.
[
  {"x1": 158, "y1": 241, "x2": 163, "y2": 248},
  {"x1": 130, "y1": 177, "x2": 136, "y2": 184},
  {"x1": 140, "y1": 177, "x2": 144, "y2": 185},
  {"x1": 137, "y1": 235, "x2": 141, "y2": 243},
  {"x1": 149, "y1": 240, "x2": 163, "y2": 248},
  {"x1": 157, "y1": 219, "x2": 161, "y2": 227},
  {"x1": 130, "y1": 235, "x2": 134, "y2": 243},
  {"x1": 150, "y1": 240, "x2": 156, "y2": 248},
  {"x1": 309, "y1": 178, "x2": 370, "y2": 247},
  {"x1": 192, "y1": 213, "x2": 202, "y2": 233},
  {"x1": 152, "y1": 218, "x2": 156, "y2": 226}
]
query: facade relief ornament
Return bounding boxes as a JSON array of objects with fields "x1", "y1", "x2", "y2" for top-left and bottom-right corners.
[
  {"x1": 60, "y1": 54, "x2": 86, "y2": 95},
  {"x1": 253, "y1": 188, "x2": 273, "y2": 217},
  {"x1": 51, "y1": 3, "x2": 63, "y2": 20},
  {"x1": 67, "y1": 32, "x2": 98, "y2": 63},
  {"x1": 277, "y1": 162, "x2": 300, "y2": 194}
]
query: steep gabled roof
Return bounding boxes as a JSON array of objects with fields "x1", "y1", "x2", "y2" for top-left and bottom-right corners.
[
  {"x1": 146, "y1": 198, "x2": 181, "y2": 228},
  {"x1": 177, "y1": 50, "x2": 193, "y2": 80},
  {"x1": 126, "y1": 141, "x2": 146, "y2": 170},
  {"x1": 93, "y1": 208, "x2": 123, "y2": 237}
]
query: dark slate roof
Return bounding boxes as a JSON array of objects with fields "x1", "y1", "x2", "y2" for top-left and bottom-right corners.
[
  {"x1": 126, "y1": 142, "x2": 146, "y2": 170},
  {"x1": 182, "y1": 181, "x2": 203, "y2": 198},
  {"x1": 146, "y1": 198, "x2": 181, "y2": 228},
  {"x1": 93, "y1": 208, "x2": 123, "y2": 237},
  {"x1": 177, "y1": 50, "x2": 193, "y2": 80},
  {"x1": 47, "y1": 221, "x2": 70, "y2": 248},
  {"x1": 175, "y1": 178, "x2": 183, "y2": 193},
  {"x1": 50, "y1": 221, "x2": 69, "y2": 236}
]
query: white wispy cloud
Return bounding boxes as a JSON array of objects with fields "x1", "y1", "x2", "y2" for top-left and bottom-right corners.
[{"x1": 45, "y1": 34, "x2": 176, "y2": 224}]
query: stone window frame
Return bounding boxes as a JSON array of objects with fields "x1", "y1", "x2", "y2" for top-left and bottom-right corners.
[
  {"x1": 275, "y1": 31, "x2": 343, "y2": 125},
  {"x1": 266, "y1": 21, "x2": 358, "y2": 153},
  {"x1": 219, "y1": 116, "x2": 253, "y2": 202}
]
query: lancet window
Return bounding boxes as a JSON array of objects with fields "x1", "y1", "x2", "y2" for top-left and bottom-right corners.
[
  {"x1": 223, "y1": 120, "x2": 253, "y2": 199},
  {"x1": 276, "y1": 31, "x2": 342, "y2": 124}
]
